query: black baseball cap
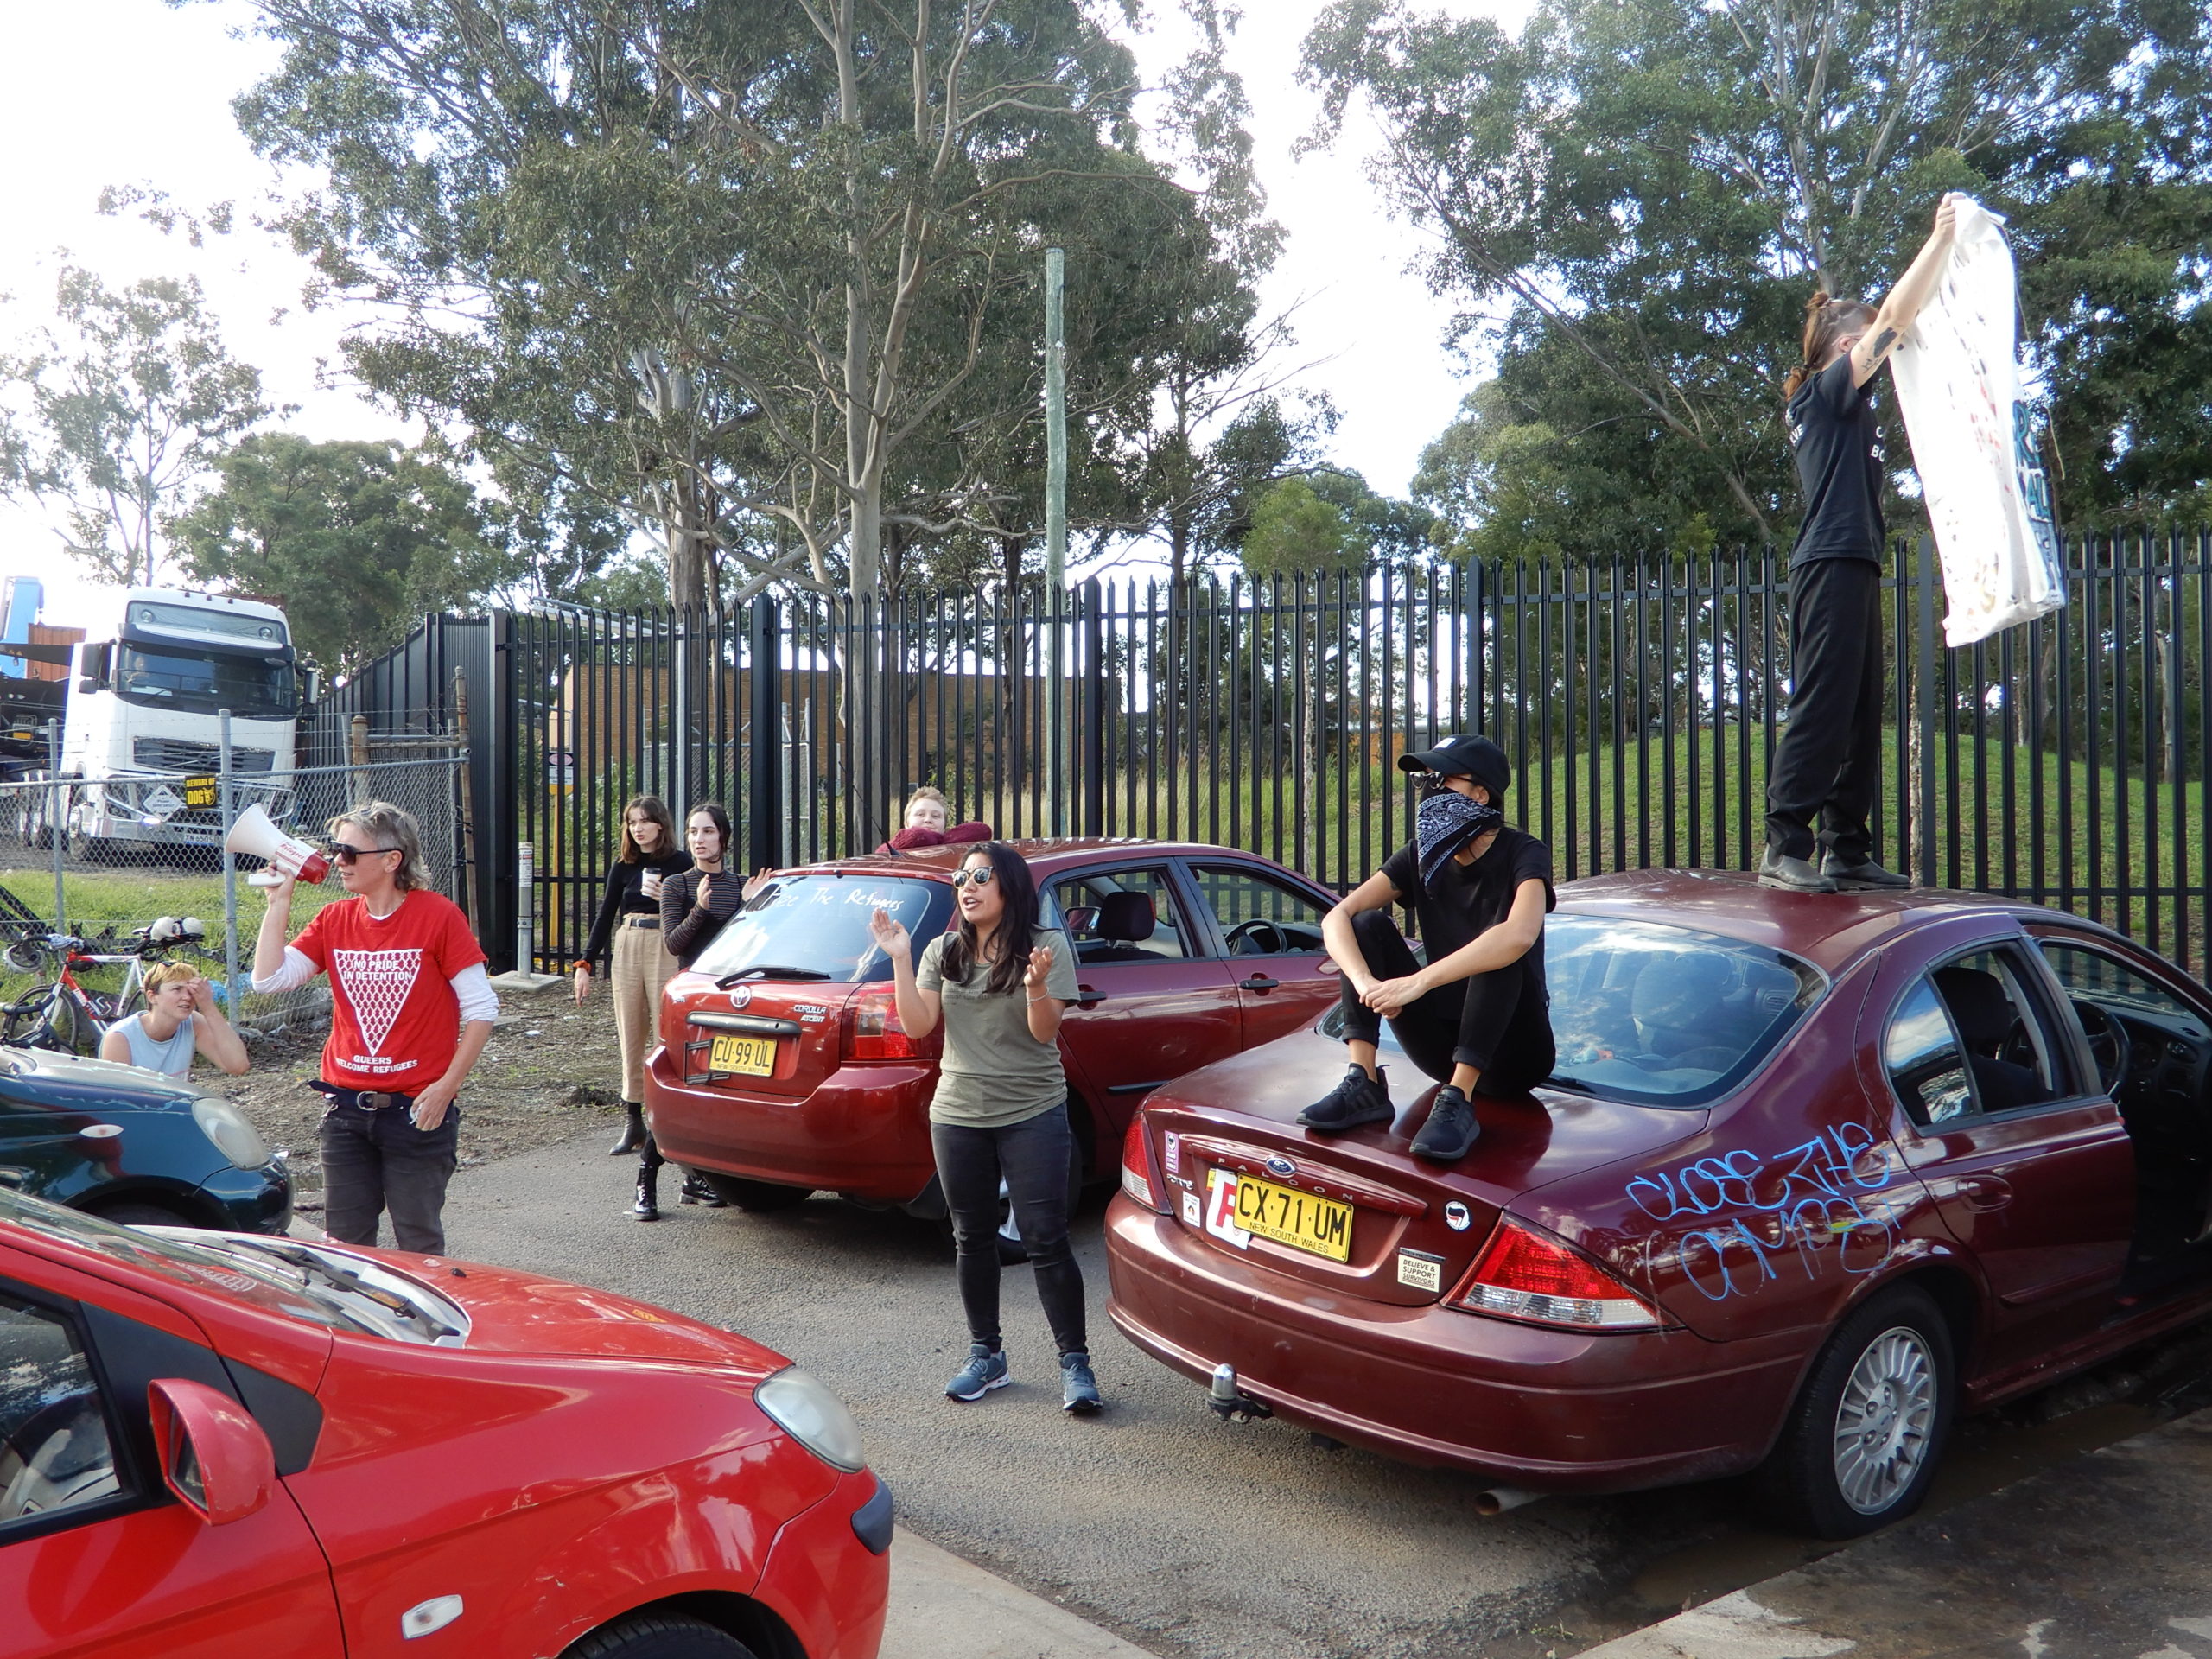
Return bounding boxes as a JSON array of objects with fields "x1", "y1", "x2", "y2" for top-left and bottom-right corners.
[{"x1": 1397, "y1": 734, "x2": 1510, "y2": 798}]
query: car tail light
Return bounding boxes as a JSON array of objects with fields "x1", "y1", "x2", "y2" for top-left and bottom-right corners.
[
  {"x1": 1446, "y1": 1217, "x2": 1662, "y2": 1332},
  {"x1": 843, "y1": 984, "x2": 919, "y2": 1062},
  {"x1": 1119, "y1": 1114, "x2": 1166, "y2": 1213}
]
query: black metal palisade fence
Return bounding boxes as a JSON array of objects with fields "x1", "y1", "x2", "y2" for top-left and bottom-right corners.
[{"x1": 318, "y1": 530, "x2": 2212, "y2": 976}]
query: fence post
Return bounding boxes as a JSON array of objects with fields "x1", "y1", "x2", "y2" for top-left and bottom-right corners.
[
  {"x1": 1915, "y1": 534, "x2": 1939, "y2": 886},
  {"x1": 47, "y1": 717, "x2": 64, "y2": 933},
  {"x1": 219, "y1": 709, "x2": 239, "y2": 1013},
  {"x1": 1465, "y1": 560, "x2": 1486, "y2": 731},
  {"x1": 748, "y1": 592, "x2": 782, "y2": 872},
  {"x1": 516, "y1": 840, "x2": 536, "y2": 974},
  {"x1": 1081, "y1": 579, "x2": 1105, "y2": 836}
]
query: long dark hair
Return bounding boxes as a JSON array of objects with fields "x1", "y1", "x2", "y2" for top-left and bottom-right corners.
[
  {"x1": 1783, "y1": 290, "x2": 1878, "y2": 401},
  {"x1": 618, "y1": 795, "x2": 677, "y2": 864},
  {"x1": 938, "y1": 842, "x2": 1038, "y2": 996}
]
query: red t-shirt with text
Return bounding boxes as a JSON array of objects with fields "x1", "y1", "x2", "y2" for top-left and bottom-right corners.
[{"x1": 291, "y1": 891, "x2": 488, "y2": 1090}]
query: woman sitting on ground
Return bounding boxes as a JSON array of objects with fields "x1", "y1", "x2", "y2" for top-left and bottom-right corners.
[{"x1": 99, "y1": 962, "x2": 250, "y2": 1079}]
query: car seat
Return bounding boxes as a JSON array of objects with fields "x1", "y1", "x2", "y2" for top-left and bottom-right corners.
[
  {"x1": 1629, "y1": 953, "x2": 1738, "y2": 1071},
  {"x1": 1081, "y1": 891, "x2": 1157, "y2": 963},
  {"x1": 1932, "y1": 965, "x2": 2050, "y2": 1112}
]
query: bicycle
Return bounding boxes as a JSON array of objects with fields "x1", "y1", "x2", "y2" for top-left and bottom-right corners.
[{"x1": 0, "y1": 918, "x2": 217, "y2": 1057}]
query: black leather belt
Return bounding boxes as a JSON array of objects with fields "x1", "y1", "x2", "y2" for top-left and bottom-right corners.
[
  {"x1": 308, "y1": 1079, "x2": 414, "y2": 1112},
  {"x1": 621, "y1": 916, "x2": 662, "y2": 930}
]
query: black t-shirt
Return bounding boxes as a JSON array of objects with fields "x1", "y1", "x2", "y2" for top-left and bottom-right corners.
[
  {"x1": 581, "y1": 849, "x2": 693, "y2": 966},
  {"x1": 1788, "y1": 355, "x2": 1885, "y2": 565},
  {"x1": 1379, "y1": 825, "x2": 1556, "y2": 1005}
]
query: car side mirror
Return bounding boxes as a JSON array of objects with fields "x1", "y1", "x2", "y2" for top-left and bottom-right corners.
[
  {"x1": 1065, "y1": 906, "x2": 1099, "y2": 934},
  {"x1": 148, "y1": 1378, "x2": 275, "y2": 1525},
  {"x1": 77, "y1": 677, "x2": 98, "y2": 695}
]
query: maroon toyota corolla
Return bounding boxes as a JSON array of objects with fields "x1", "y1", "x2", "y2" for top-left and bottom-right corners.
[
  {"x1": 646, "y1": 840, "x2": 1344, "y2": 1215},
  {"x1": 1107, "y1": 871, "x2": 2212, "y2": 1536}
]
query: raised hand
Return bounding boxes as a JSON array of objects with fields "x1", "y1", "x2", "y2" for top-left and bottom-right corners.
[
  {"x1": 1025, "y1": 941, "x2": 1055, "y2": 995},
  {"x1": 868, "y1": 906, "x2": 912, "y2": 960}
]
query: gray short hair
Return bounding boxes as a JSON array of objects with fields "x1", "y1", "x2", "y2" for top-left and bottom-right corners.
[{"x1": 327, "y1": 800, "x2": 433, "y2": 892}]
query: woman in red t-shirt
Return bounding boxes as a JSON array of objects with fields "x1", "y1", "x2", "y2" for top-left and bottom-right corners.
[{"x1": 250, "y1": 799, "x2": 498, "y2": 1255}]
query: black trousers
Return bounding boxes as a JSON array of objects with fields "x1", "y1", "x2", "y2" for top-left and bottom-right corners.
[
  {"x1": 319, "y1": 1099, "x2": 460, "y2": 1254},
  {"x1": 1765, "y1": 556, "x2": 1884, "y2": 863},
  {"x1": 1338, "y1": 910, "x2": 1555, "y2": 1094},
  {"x1": 931, "y1": 1104, "x2": 1087, "y2": 1357}
]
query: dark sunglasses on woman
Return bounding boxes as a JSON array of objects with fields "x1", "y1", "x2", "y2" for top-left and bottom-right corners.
[
  {"x1": 950, "y1": 868, "x2": 997, "y2": 888},
  {"x1": 327, "y1": 842, "x2": 400, "y2": 864}
]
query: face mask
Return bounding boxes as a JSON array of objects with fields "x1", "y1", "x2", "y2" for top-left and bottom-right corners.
[{"x1": 1415, "y1": 791, "x2": 1503, "y2": 890}]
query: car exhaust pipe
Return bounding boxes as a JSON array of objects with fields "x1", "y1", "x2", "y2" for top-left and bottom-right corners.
[
  {"x1": 1471, "y1": 1484, "x2": 1545, "y2": 1516},
  {"x1": 1207, "y1": 1363, "x2": 1273, "y2": 1424}
]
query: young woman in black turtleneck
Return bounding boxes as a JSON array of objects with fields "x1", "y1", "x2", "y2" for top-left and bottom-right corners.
[{"x1": 572, "y1": 795, "x2": 690, "y2": 1156}]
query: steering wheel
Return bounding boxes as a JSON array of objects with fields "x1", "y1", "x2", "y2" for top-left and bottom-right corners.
[
  {"x1": 0, "y1": 1388, "x2": 118, "y2": 1522},
  {"x1": 2073, "y1": 999, "x2": 2133, "y2": 1096},
  {"x1": 1224, "y1": 919, "x2": 1287, "y2": 957}
]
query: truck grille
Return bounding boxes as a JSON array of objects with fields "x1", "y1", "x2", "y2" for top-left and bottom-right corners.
[{"x1": 132, "y1": 739, "x2": 276, "y2": 773}]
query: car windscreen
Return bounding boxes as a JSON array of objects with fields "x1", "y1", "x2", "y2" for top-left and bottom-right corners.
[
  {"x1": 689, "y1": 874, "x2": 956, "y2": 984},
  {"x1": 116, "y1": 645, "x2": 296, "y2": 721},
  {"x1": 1543, "y1": 916, "x2": 1823, "y2": 1107}
]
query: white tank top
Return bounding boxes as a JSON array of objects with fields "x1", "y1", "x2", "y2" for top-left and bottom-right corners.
[{"x1": 114, "y1": 1013, "x2": 196, "y2": 1077}]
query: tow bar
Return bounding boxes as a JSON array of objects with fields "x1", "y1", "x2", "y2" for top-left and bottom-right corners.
[{"x1": 1207, "y1": 1363, "x2": 1272, "y2": 1424}]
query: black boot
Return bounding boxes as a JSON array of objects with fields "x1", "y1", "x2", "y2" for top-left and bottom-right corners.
[
  {"x1": 680, "y1": 1171, "x2": 727, "y2": 1208},
  {"x1": 609, "y1": 1102, "x2": 645, "y2": 1156},
  {"x1": 632, "y1": 1164, "x2": 660, "y2": 1221}
]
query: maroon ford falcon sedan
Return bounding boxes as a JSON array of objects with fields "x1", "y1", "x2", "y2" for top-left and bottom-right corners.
[
  {"x1": 1107, "y1": 870, "x2": 2212, "y2": 1536},
  {"x1": 646, "y1": 840, "x2": 1344, "y2": 1214}
]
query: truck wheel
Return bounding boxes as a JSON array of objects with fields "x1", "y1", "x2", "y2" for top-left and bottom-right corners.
[
  {"x1": 1762, "y1": 1285, "x2": 1955, "y2": 1539},
  {"x1": 561, "y1": 1612, "x2": 753, "y2": 1659},
  {"x1": 698, "y1": 1173, "x2": 810, "y2": 1212}
]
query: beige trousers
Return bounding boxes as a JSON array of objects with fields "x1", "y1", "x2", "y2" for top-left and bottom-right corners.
[{"x1": 610, "y1": 921, "x2": 679, "y2": 1104}]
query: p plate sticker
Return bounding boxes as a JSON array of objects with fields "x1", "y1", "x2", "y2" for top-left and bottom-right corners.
[
  {"x1": 1443, "y1": 1200, "x2": 1472, "y2": 1231},
  {"x1": 1163, "y1": 1130, "x2": 1182, "y2": 1176},
  {"x1": 1179, "y1": 1189, "x2": 1202, "y2": 1226},
  {"x1": 1203, "y1": 1168, "x2": 1251, "y2": 1249},
  {"x1": 1396, "y1": 1249, "x2": 1444, "y2": 1293}
]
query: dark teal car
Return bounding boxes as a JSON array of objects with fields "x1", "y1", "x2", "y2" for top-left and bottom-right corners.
[{"x1": 0, "y1": 1044, "x2": 291, "y2": 1230}]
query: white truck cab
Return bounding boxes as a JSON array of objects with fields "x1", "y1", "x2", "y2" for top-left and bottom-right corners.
[{"x1": 57, "y1": 588, "x2": 302, "y2": 855}]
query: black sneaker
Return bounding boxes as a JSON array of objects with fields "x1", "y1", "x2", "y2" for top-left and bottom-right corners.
[
  {"x1": 1821, "y1": 854, "x2": 1910, "y2": 890},
  {"x1": 1757, "y1": 851, "x2": 1838, "y2": 893},
  {"x1": 1410, "y1": 1085, "x2": 1480, "y2": 1162},
  {"x1": 1299, "y1": 1065, "x2": 1394, "y2": 1133}
]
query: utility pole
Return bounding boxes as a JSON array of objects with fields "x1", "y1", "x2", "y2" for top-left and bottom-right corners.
[{"x1": 1045, "y1": 247, "x2": 1067, "y2": 588}]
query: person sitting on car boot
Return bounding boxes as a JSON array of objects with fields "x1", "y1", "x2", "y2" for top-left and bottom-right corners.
[{"x1": 1301, "y1": 734, "x2": 1556, "y2": 1162}]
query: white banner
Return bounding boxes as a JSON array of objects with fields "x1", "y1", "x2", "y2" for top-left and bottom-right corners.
[{"x1": 1890, "y1": 196, "x2": 2066, "y2": 646}]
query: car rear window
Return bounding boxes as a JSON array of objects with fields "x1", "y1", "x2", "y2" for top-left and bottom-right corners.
[
  {"x1": 690, "y1": 874, "x2": 955, "y2": 983},
  {"x1": 1544, "y1": 917, "x2": 1823, "y2": 1107}
]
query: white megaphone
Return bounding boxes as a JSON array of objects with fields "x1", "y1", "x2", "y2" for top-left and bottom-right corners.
[{"x1": 226, "y1": 802, "x2": 330, "y2": 887}]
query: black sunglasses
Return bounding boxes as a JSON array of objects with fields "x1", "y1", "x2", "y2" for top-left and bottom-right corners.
[
  {"x1": 328, "y1": 842, "x2": 401, "y2": 863},
  {"x1": 951, "y1": 868, "x2": 998, "y2": 888}
]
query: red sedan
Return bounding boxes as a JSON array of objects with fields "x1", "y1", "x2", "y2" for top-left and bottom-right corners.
[
  {"x1": 0, "y1": 1192, "x2": 888, "y2": 1659},
  {"x1": 646, "y1": 840, "x2": 1344, "y2": 1215},
  {"x1": 1107, "y1": 871, "x2": 2212, "y2": 1536}
]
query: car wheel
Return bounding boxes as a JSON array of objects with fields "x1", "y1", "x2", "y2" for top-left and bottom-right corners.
[
  {"x1": 1764, "y1": 1285, "x2": 1954, "y2": 1539},
  {"x1": 698, "y1": 1173, "x2": 810, "y2": 1212},
  {"x1": 86, "y1": 1201, "x2": 199, "y2": 1229},
  {"x1": 560, "y1": 1611, "x2": 754, "y2": 1659}
]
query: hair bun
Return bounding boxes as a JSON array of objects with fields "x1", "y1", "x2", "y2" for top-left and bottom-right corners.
[{"x1": 1808, "y1": 291, "x2": 1832, "y2": 311}]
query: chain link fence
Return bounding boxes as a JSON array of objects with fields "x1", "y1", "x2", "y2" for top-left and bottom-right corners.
[{"x1": 1, "y1": 754, "x2": 470, "y2": 1052}]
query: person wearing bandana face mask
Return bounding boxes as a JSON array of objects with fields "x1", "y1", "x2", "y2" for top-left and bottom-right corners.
[{"x1": 1301, "y1": 734, "x2": 1556, "y2": 1161}]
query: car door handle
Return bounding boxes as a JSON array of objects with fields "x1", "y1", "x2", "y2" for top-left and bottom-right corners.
[
  {"x1": 1239, "y1": 975, "x2": 1281, "y2": 993},
  {"x1": 1957, "y1": 1176, "x2": 2014, "y2": 1211},
  {"x1": 1075, "y1": 985, "x2": 1106, "y2": 1009}
]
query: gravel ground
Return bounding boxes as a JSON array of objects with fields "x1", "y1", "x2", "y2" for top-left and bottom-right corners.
[{"x1": 219, "y1": 980, "x2": 628, "y2": 1213}]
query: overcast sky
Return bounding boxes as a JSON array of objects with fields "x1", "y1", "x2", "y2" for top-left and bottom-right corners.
[{"x1": 0, "y1": 0, "x2": 1529, "y2": 624}]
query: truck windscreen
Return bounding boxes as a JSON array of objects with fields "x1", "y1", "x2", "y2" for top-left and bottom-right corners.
[{"x1": 116, "y1": 645, "x2": 296, "y2": 721}]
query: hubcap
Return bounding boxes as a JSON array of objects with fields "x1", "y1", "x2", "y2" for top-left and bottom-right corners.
[{"x1": 1832, "y1": 1325, "x2": 1938, "y2": 1515}]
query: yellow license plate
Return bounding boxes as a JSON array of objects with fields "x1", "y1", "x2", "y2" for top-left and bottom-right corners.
[
  {"x1": 183, "y1": 776, "x2": 219, "y2": 809},
  {"x1": 709, "y1": 1034, "x2": 778, "y2": 1077},
  {"x1": 1233, "y1": 1174, "x2": 1353, "y2": 1262}
]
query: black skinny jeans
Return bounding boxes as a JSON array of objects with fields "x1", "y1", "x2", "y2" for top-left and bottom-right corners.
[
  {"x1": 319, "y1": 1098, "x2": 461, "y2": 1254},
  {"x1": 1338, "y1": 910, "x2": 1555, "y2": 1095},
  {"x1": 1765, "y1": 556, "x2": 1885, "y2": 863},
  {"x1": 931, "y1": 1103, "x2": 1086, "y2": 1357}
]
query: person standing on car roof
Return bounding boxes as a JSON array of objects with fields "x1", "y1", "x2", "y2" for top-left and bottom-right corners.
[
  {"x1": 866, "y1": 841, "x2": 1103, "y2": 1416},
  {"x1": 1760, "y1": 194, "x2": 1961, "y2": 895},
  {"x1": 250, "y1": 799, "x2": 498, "y2": 1255},
  {"x1": 1300, "y1": 733, "x2": 1555, "y2": 1163},
  {"x1": 632, "y1": 802, "x2": 767, "y2": 1220},
  {"x1": 572, "y1": 795, "x2": 690, "y2": 1157}
]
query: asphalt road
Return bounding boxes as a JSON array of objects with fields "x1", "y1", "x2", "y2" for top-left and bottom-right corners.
[{"x1": 434, "y1": 1129, "x2": 2212, "y2": 1659}]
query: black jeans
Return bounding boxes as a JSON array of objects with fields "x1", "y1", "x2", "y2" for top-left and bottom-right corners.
[
  {"x1": 931, "y1": 1104, "x2": 1086, "y2": 1357},
  {"x1": 1338, "y1": 910, "x2": 1555, "y2": 1094},
  {"x1": 1765, "y1": 556, "x2": 1885, "y2": 863},
  {"x1": 319, "y1": 1098, "x2": 461, "y2": 1254}
]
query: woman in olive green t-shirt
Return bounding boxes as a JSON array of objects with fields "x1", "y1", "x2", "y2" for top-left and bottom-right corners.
[{"x1": 868, "y1": 842, "x2": 1101, "y2": 1414}]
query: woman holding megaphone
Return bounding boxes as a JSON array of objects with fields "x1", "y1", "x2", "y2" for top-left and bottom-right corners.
[{"x1": 249, "y1": 800, "x2": 499, "y2": 1255}]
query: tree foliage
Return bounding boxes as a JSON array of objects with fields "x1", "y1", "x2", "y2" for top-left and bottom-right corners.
[
  {"x1": 169, "y1": 433, "x2": 514, "y2": 674},
  {"x1": 1303, "y1": 0, "x2": 2212, "y2": 559},
  {"x1": 0, "y1": 268, "x2": 273, "y2": 585}
]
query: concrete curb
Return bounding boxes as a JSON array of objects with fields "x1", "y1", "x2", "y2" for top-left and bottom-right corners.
[{"x1": 886, "y1": 1527, "x2": 1160, "y2": 1659}]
